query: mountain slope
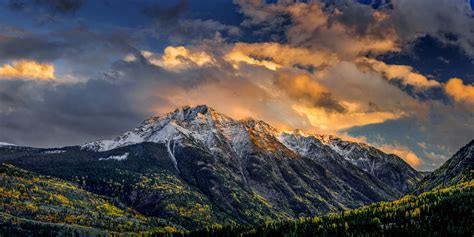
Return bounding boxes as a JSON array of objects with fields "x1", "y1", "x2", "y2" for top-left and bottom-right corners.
[
  {"x1": 0, "y1": 144, "x2": 237, "y2": 229},
  {"x1": 415, "y1": 140, "x2": 474, "y2": 193},
  {"x1": 0, "y1": 105, "x2": 421, "y2": 229},
  {"x1": 0, "y1": 164, "x2": 178, "y2": 235},
  {"x1": 188, "y1": 180, "x2": 474, "y2": 237}
]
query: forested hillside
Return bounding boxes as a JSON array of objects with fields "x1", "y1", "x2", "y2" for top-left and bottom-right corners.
[
  {"x1": 0, "y1": 164, "x2": 179, "y2": 236},
  {"x1": 1, "y1": 164, "x2": 471, "y2": 236},
  {"x1": 187, "y1": 180, "x2": 474, "y2": 237}
]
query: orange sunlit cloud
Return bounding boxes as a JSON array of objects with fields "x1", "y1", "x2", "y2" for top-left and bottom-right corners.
[
  {"x1": 0, "y1": 60, "x2": 55, "y2": 80},
  {"x1": 445, "y1": 78, "x2": 474, "y2": 108},
  {"x1": 378, "y1": 144, "x2": 424, "y2": 168},
  {"x1": 160, "y1": 46, "x2": 215, "y2": 70},
  {"x1": 359, "y1": 58, "x2": 441, "y2": 89},
  {"x1": 125, "y1": 46, "x2": 215, "y2": 71},
  {"x1": 225, "y1": 42, "x2": 337, "y2": 70},
  {"x1": 292, "y1": 104, "x2": 402, "y2": 133}
]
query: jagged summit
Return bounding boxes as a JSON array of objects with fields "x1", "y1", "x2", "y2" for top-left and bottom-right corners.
[
  {"x1": 82, "y1": 105, "x2": 280, "y2": 152},
  {"x1": 145, "y1": 105, "x2": 216, "y2": 123}
]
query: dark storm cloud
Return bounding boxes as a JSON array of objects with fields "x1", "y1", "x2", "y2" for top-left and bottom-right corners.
[
  {"x1": 142, "y1": 0, "x2": 189, "y2": 22},
  {"x1": 0, "y1": 62, "x2": 160, "y2": 147},
  {"x1": 7, "y1": 0, "x2": 82, "y2": 14},
  {"x1": 0, "y1": 35, "x2": 66, "y2": 62},
  {"x1": 316, "y1": 93, "x2": 347, "y2": 113},
  {"x1": 141, "y1": 1, "x2": 240, "y2": 43},
  {"x1": 0, "y1": 27, "x2": 140, "y2": 69},
  {"x1": 0, "y1": 55, "x2": 212, "y2": 147},
  {"x1": 0, "y1": 52, "x2": 317, "y2": 147},
  {"x1": 143, "y1": 19, "x2": 241, "y2": 44}
]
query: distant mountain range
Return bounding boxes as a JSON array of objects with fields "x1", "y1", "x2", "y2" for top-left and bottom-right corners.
[{"x1": 0, "y1": 105, "x2": 472, "y2": 235}]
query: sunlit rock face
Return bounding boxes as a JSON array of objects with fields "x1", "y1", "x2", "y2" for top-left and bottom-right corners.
[{"x1": 2, "y1": 105, "x2": 422, "y2": 229}]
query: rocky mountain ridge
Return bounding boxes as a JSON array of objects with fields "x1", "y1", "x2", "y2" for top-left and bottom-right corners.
[
  {"x1": 83, "y1": 105, "x2": 420, "y2": 194},
  {"x1": 415, "y1": 140, "x2": 474, "y2": 193}
]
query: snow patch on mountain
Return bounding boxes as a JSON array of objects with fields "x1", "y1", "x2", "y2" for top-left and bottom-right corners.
[
  {"x1": 0, "y1": 142, "x2": 16, "y2": 147},
  {"x1": 99, "y1": 153, "x2": 129, "y2": 161},
  {"x1": 167, "y1": 139, "x2": 180, "y2": 173},
  {"x1": 42, "y1": 150, "x2": 66, "y2": 154}
]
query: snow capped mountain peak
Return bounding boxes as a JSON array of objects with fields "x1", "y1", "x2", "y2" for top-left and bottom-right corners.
[
  {"x1": 80, "y1": 104, "x2": 420, "y2": 194},
  {"x1": 241, "y1": 119, "x2": 279, "y2": 136},
  {"x1": 82, "y1": 105, "x2": 415, "y2": 173},
  {"x1": 82, "y1": 105, "x2": 242, "y2": 152},
  {"x1": 158, "y1": 104, "x2": 215, "y2": 122},
  {"x1": 82, "y1": 105, "x2": 377, "y2": 157}
]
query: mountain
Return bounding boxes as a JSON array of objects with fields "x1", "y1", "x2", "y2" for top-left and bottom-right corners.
[
  {"x1": 415, "y1": 140, "x2": 474, "y2": 193},
  {"x1": 0, "y1": 105, "x2": 421, "y2": 230},
  {"x1": 83, "y1": 104, "x2": 420, "y2": 195}
]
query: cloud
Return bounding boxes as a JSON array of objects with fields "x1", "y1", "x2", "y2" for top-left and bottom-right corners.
[
  {"x1": 423, "y1": 150, "x2": 448, "y2": 162},
  {"x1": 0, "y1": 27, "x2": 141, "y2": 83},
  {"x1": 147, "y1": 74, "x2": 314, "y2": 132},
  {"x1": 359, "y1": 58, "x2": 441, "y2": 89},
  {"x1": 0, "y1": 68, "x2": 158, "y2": 147},
  {"x1": 274, "y1": 72, "x2": 346, "y2": 113},
  {"x1": 445, "y1": 77, "x2": 474, "y2": 108},
  {"x1": 316, "y1": 62, "x2": 428, "y2": 117},
  {"x1": 142, "y1": 0, "x2": 189, "y2": 22},
  {"x1": 225, "y1": 42, "x2": 338, "y2": 70},
  {"x1": 417, "y1": 142, "x2": 427, "y2": 150},
  {"x1": 286, "y1": 3, "x2": 400, "y2": 57},
  {"x1": 1, "y1": 44, "x2": 409, "y2": 147},
  {"x1": 143, "y1": 4, "x2": 241, "y2": 44},
  {"x1": 125, "y1": 46, "x2": 216, "y2": 71},
  {"x1": 236, "y1": 0, "x2": 474, "y2": 58},
  {"x1": 145, "y1": 19, "x2": 241, "y2": 44},
  {"x1": 236, "y1": 1, "x2": 400, "y2": 59},
  {"x1": 7, "y1": 0, "x2": 83, "y2": 14},
  {"x1": 0, "y1": 28, "x2": 138, "y2": 64},
  {"x1": 155, "y1": 46, "x2": 215, "y2": 71},
  {"x1": 0, "y1": 60, "x2": 55, "y2": 80},
  {"x1": 389, "y1": 0, "x2": 474, "y2": 56},
  {"x1": 292, "y1": 104, "x2": 401, "y2": 132},
  {"x1": 122, "y1": 45, "x2": 428, "y2": 136},
  {"x1": 225, "y1": 46, "x2": 282, "y2": 70},
  {"x1": 378, "y1": 144, "x2": 423, "y2": 168}
]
